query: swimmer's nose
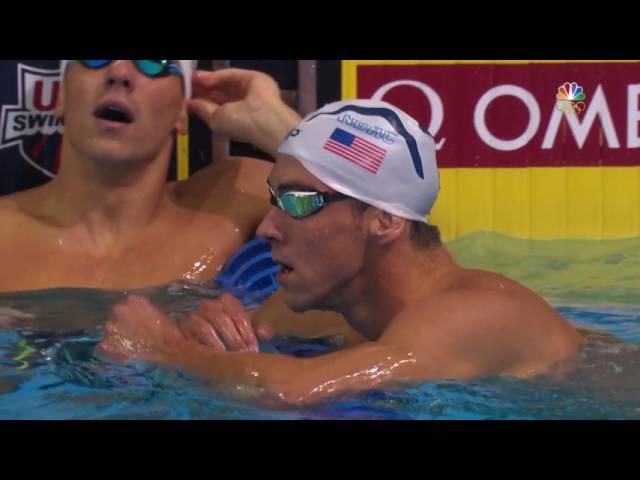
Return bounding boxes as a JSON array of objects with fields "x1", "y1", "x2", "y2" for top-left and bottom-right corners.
[
  {"x1": 257, "y1": 208, "x2": 285, "y2": 243},
  {"x1": 105, "y1": 60, "x2": 137, "y2": 93}
]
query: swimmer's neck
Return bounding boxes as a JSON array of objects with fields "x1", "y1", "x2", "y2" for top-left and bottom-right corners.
[
  {"x1": 32, "y1": 140, "x2": 180, "y2": 250},
  {"x1": 340, "y1": 243, "x2": 459, "y2": 341}
]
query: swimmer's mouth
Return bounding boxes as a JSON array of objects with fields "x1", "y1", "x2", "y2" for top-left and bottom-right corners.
[
  {"x1": 274, "y1": 259, "x2": 294, "y2": 275},
  {"x1": 94, "y1": 103, "x2": 134, "y2": 124}
]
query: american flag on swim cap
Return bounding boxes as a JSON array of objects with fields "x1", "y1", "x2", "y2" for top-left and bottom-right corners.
[{"x1": 322, "y1": 128, "x2": 387, "y2": 174}]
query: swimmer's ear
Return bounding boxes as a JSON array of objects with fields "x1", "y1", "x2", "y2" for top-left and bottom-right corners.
[
  {"x1": 54, "y1": 81, "x2": 65, "y2": 118},
  {"x1": 368, "y1": 210, "x2": 405, "y2": 246},
  {"x1": 174, "y1": 102, "x2": 188, "y2": 135}
]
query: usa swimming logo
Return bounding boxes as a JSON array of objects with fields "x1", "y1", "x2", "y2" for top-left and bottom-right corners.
[{"x1": 0, "y1": 63, "x2": 64, "y2": 177}]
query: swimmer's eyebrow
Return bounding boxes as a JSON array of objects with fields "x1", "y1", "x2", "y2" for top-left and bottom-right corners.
[{"x1": 267, "y1": 180, "x2": 319, "y2": 195}]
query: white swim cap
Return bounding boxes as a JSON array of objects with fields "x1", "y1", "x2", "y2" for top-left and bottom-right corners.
[
  {"x1": 60, "y1": 60, "x2": 197, "y2": 99},
  {"x1": 278, "y1": 99, "x2": 439, "y2": 223}
]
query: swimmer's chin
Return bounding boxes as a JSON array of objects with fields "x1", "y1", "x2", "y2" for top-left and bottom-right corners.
[{"x1": 280, "y1": 295, "x2": 312, "y2": 313}]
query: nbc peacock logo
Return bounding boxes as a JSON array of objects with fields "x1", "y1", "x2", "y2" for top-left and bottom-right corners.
[{"x1": 555, "y1": 82, "x2": 587, "y2": 114}]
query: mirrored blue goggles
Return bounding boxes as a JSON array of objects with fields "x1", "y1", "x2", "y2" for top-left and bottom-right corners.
[
  {"x1": 74, "y1": 60, "x2": 183, "y2": 79},
  {"x1": 268, "y1": 185, "x2": 349, "y2": 219}
]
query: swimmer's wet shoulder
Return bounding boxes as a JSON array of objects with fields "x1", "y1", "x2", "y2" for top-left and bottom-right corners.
[
  {"x1": 173, "y1": 155, "x2": 271, "y2": 218},
  {"x1": 381, "y1": 278, "x2": 582, "y2": 379}
]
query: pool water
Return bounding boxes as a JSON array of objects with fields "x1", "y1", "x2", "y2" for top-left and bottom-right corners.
[{"x1": 1, "y1": 232, "x2": 639, "y2": 419}]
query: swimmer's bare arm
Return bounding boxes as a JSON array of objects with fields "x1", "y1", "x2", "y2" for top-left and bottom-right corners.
[
  {"x1": 98, "y1": 295, "x2": 518, "y2": 405},
  {"x1": 176, "y1": 68, "x2": 300, "y2": 224},
  {"x1": 161, "y1": 293, "x2": 534, "y2": 403},
  {"x1": 161, "y1": 342, "x2": 425, "y2": 405},
  {"x1": 188, "y1": 68, "x2": 301, "y2": 158},
  {"x1": 101, "y1": 289, "x2": 581, "y2": 404},
  {"x1": 171, "y1": 294, "x2": 579, "y2": 403},
  {"x1": 99, "y1": 301, "x2": 432, "y2": 405}
]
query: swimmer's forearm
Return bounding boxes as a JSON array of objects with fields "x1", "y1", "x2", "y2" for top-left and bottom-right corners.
[
  {"x1": 164, "y1": 341, "x2": 417, "y2": 405},
  {"x1": 165, "y1": 347, "x2": 309, "y2": 402}
]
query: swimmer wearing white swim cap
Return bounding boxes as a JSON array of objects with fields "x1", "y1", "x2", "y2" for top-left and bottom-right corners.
[
  {"x1": 99, "y1": 97, "x2": 583, "y2": 406},
  {"x1": 279, "y1": 99, "x2": 439, "y2": 223}
]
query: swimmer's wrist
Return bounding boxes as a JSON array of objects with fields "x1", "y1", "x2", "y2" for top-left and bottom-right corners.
[{"x1": 253, "y1": 100, "x2": 301, "y2": 157}]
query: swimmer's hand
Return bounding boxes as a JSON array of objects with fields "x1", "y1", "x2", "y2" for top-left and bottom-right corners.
[
  {"x1": 187, "y1": 68, "x2": 300, "y2": 157},
  {"x1": 182, "y1": 293, "x2": 274, "y2": 353},
  {"x1": 96, "y1": 295, "x2": 188, "y2": 364}
]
